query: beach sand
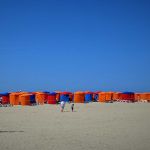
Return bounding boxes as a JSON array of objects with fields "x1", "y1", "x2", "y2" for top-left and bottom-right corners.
[{"x1": 0, "y1": 103, "x2": 150, "y2": 150}]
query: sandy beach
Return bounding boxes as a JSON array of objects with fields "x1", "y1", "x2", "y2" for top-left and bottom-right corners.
[{"x1": 0, "y1": 103, "x2": 150, "y2": 150}]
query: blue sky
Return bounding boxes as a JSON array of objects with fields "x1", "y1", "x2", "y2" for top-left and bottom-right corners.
[{"x1": 0, "y1": 0, "x2": 150, "y2": 92}]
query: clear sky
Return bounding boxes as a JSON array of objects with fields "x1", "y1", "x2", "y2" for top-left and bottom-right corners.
[{"x1": 0, "y1": 0, "x2": 150, "y2": 92}]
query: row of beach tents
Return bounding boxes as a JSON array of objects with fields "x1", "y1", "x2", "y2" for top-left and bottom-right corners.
[{"x1": 0, "y1": 91, "x2": 150, "y2": 106}]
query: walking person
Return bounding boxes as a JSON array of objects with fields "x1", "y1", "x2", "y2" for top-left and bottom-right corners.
[
  {"x1": 71, "y1": 103, "x2": 74, "y2": 112},
  {"x1": 60, "y1": 101, "x2": 65, "y2": 112}
]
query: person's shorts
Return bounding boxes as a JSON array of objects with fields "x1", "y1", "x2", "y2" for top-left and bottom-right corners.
[{"x1": 61, "y1": 105, "x2": 65, "y2": 109}]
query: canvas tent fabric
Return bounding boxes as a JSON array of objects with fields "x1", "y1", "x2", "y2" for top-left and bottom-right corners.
[
  {"x1": 35, "y1": 93, "x2": 48, "y2": 104},
  {"x1": 98, "y1": 92, "x2": 106, "y2": 102},
  {"x1": 120, "y1": 92, "x2": 135, "y2": 102},
  {"x1": 19, "y1": 94, "x2": 31, "y2": 106},
  {"x1": 60, "y1": 94, "x2": 70, "y2": 102},
  {"x1": 47, "y1": 93, "x2": 57, "y2": 104},
  {"x1": 85, "y1": 93, "x2": 93, "y2": 103},
  {"x1": 74, "y1": 92, "x2": 85, "y2": 103}
]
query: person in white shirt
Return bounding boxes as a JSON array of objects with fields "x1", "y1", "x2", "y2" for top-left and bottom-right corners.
[{"x1": 60, "y1": 101, "x2": 65, "y2": 112}]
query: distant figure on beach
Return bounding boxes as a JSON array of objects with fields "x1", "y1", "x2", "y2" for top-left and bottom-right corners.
[
  {"x1": 60, "y1": 101, "x2": 65, "y2": 112},
  {"x1": 71, "y1": 103, "x2": 74, "y2": 112}
]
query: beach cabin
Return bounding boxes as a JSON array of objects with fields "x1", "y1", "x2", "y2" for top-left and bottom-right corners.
[
  {"x1": 60, "y1": 92, "x2": 72, "y2": 102},
  {"x1": 35, "y1": 92, "x2": 48, "y2": 105},
  {"x1": 134, "y1": 93, "x2": 141, "y2": 102},
  {"x1": 84, "y1": 92, "x2": 93, "y2": 103},
  {"x1": 105, "y1": 92, "x2": 114, "y2": 102},
  {"x1": 93, "y1": 91, "x2": 101, "y2": 102},
  {"x1": 47, "y1": 92, "x2": 57, "y2": 104},
  {"x1": 30, "y1": 94, "x2": 36, "y2": 105},
  {"x1": 0, "y1": 93, "x2": 10, "y2": 105},
  {"x1": 140, "y1": 93, "x2": 150, "y2": 102},
  {"x1": 112, "y1": 92, "x2": 121, "y2": 101},
  {"x1": 9, "y1": 92, "x2": 28, "y2": 105},
  {"x1": 98, "y1": 92, "x2": 106, "y2": 102},
  {"x1": 74, "y1": 92, "x2": 85, "y2": 103},
  {"x1": 120, "y1": 92, "x2": 135, "y2": 102},
  {"x1": 19, "y1": 94, "x2": 32, "y2": 106},
  {"x1": 9, "y1": 92, "x2": 20, "y2": 105}
]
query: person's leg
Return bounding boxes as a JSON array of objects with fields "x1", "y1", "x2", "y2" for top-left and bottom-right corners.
[{"x1": 61, "y1": 106, "x2": 64, "y2": 112}]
